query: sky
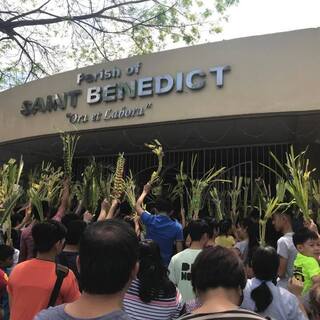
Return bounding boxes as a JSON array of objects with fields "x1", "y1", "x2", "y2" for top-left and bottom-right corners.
[{"x1": 212, "y1": 0, "x2": 320, "y2": 41}]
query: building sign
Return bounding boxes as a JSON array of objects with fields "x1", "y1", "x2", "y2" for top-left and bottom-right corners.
[{"x1": 20, "y1": 63, "x2": 230, "y2": 123}]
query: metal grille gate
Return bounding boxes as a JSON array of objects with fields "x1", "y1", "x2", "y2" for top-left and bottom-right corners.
[{"x1": 75, "y1": 143, "x2": 290, "y2": 211}]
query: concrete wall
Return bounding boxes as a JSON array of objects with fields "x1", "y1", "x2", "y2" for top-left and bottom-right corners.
[{"x1": 1, "y1": 28, "x2": 320, "y2": 144}]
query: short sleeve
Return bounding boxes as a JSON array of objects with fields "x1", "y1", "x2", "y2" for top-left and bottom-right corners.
[
  {"x1": 277, "y1": 238, "x2": 289, "y2": 259},
  {"x1": 175, "y1": 224, "x2": 184, "y2": 241},
  {"x1": 61, "y1": 270, "x2": 80, "y2": 303},
  {"x1": 234, "y1": 241, "x2": 244, "y2": 254},
  {"x1": 140, "y1": 211, "x2": 155, "y2": 226},
  {"x1": 168, "y1": 257, "x2": 178, "y2": 285},
  {"x1": 306, "y1": 258, "x2": 320, "y2": 279}
]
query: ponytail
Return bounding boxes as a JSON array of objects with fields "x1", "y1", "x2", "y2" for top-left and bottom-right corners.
[
  {"x1": 138, "y1": 241, "x2": 176, "y2": 303},
  {"x1": 251, "y1": 282, "x2": 273, "y2": 312}
]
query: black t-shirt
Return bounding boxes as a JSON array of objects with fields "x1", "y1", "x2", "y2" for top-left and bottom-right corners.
[{"x1": 56, "y1": 251, "x2": 79, "y2": 283}]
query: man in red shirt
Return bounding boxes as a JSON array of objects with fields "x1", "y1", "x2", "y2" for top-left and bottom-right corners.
[{"x1": 8, "y1": 220, "x2": 80, "y2": 320}]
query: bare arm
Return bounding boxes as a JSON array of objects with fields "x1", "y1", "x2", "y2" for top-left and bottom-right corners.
[
  {"x1": 278, "y1": 256, "x2": 287, "y2": 278},
  {"x1": 74, "y1": 200, "x2": 83, "y2": 216},
  {"x1": 53, "y1": 178, "x2": 70, "y2": 220},
  {"x1": 134, "y1": 215, "x2": 142, "y2": 238},
  {"x1": 180, "y1": 208, "x2": 186, "y2": 228},
  {"x1": 288, "y1": 277, "x2": 308, "y2": 317},
  {"x1": 135, "y1": 183, "x2": 151, "y2": 216},
  {"x1": 305, "y1": 219, "x2": 320, "y2": 237},
  {"x1": 97, "y1": 199, "x2": 110, "y2": 221},
  {"x1": 106, "y1": 199, "x2": 120, "y2": 220},
  {"x1": 176, "y1": 241, "x2": 183, "y2": 253},
  {"x1": 15, "y1": 204, "x2": 32, "y2": 230}
]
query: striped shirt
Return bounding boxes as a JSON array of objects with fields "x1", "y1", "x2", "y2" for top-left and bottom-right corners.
[
  {"x1": 177, "y1": 309, "x2": 267, "y2": 320},
  {"x1": 123, "y1": 279, "x2": 184, "y2": 320}
]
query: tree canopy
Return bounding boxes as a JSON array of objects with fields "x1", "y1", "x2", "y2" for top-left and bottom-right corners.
[{"x1": 0, "y1": 0, "x2": 238, "y2": 89}]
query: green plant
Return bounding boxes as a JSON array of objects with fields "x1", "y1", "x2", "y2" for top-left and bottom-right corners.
[
  {"x1": 228, "y1": 176, "x2": 243, "y2": 224},
  {"x1": 242, "y1": 177, "x2": 251, "y2": 218},
  {"x1": 172, "y1": 161, "x2": 188, "y2": 209},
  {"x1": 111, "y1": 153, "x2": 125, "y2": 200},
  {"x1": 186, "y1": 155, "x2": 226, "y2": 220},
  {"x1": 75, "y1": 159, "x2": 101, "y2": 214},
  {"x1": 124, "y1": 170, "x2": 137, "y2": 213},
  {"x1": 0, "y1": 158, "x2": 24, "y2": 243},
  {"x1": 209, "y1": 187, "x2": 224, "y2": 222},
  {"x1": 96, "y1": 163, "x2": 114, "y2": 201},
  {"x1": 256, "y1": 178, "x2": 289, "y2": 246},
  {"x1": 261, "y1": 146, "x2": 315, "y2": 222},
  {"x1": 145, "y1": 140, "x2": 164, "y2": 185},
  {"x1": 61, "y1": 133, "x2": 80, "y2": 180}
]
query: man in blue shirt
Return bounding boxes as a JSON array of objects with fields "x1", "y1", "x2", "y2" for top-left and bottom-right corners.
[{"x1": 135, "y1": 184, "x2": 184, "y2": 266}]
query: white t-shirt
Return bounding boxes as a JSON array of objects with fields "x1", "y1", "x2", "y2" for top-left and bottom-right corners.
[
  {"x1": 241, "y1": 278, "x2": 307, "y2": 320},
  {"x1": 168, "y1": 248, "x2": 201, "y2": 303},
  {"x1": 277, "y1": 232, "x2": 297, "y2": 289},
  {"x1": 13, "y1": 248, "x2": 19, "y2": 267},
  {"x1": 235, "y1": 239, "x2": 249, "y2": 262}
]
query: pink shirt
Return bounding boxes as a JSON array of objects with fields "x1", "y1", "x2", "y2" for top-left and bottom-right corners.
[{"x1": 19, "y1": 207, "x2": 65, "y2": 262}]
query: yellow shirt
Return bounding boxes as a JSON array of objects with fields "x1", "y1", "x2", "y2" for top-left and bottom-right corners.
[{"x1": 215, "y1": 235, "x2": 236, "y2": 248}]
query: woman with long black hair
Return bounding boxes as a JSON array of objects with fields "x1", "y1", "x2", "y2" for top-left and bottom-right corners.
[
  {"x1": 234, "y1": 217, "x2": 260, "y2": 278},
  {"x1": 124, "y1": 240, "x2": 184, "y2": 320},
  {"x1": 241, "y1": 246, "x2": 307, "y2": 320}
]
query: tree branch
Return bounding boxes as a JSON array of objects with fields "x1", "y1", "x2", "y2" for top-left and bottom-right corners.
[
  {"x1": 7, "y1": 0, "x2": 52, "y2": 22},
  {"x1": 5, "y1": 0, "x2": 150, "y2": 29},
  {"x1": 72, "y1": 20, "x2": 110, "y2": 61}
]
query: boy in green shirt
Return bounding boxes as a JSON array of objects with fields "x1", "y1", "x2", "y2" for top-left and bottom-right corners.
[{"x1": 293, "y1": 227, "x2": 320, "y2": 294}]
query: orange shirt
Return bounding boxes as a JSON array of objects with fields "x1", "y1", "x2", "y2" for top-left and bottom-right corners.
[{"x1": 8, "y1": 259, "x2": 80, "y2": 320}]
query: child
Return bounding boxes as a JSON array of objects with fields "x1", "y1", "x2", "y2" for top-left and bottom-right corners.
[
  {"x1": 273, "y1": 211, "x2": 297, "y2": 289},
  {"x1": 215, "y1": 219, "x2": 235, "y2": 248},
  {"x1": 241, "y1": 246, "x2": 307, "y2": 320},
  {"x1": 0, "y1": 245, "x2": 15, "y2": 320},
  {"x1": 293, "y1": 228, "x2": 320, "y2": 294},
  {"x1": 203, "y1": 217, "x2": 219, "y2": 247}
]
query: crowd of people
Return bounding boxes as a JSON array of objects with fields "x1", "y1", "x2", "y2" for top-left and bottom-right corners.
[{"x1": 1, "y1": 179, "x2": 320, "y2": 320}]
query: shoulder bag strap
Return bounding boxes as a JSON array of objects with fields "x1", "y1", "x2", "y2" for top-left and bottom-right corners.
[{"x1": 47, "y1": 263, "x2": 69, "y2": 308}]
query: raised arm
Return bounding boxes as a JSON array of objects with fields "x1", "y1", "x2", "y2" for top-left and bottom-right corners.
[
  {"x1": 97, "y1": 199, "x2": 110, "y2": 221},
  {"x1": 179, "y1": 208, "x2": 186, "y2": 228},
  {"x1": 106, "y1": 199, "x2": 120, "y2": 220},
  {"x1": 305, "y1": 219, "x2": 320, "y2": 236},
  {"x1": 15, "y1": 203, "x2": 32, "y2": 230},
  {"x1": 52, "y1": 178, "x2": 70, "y2": 221},
  {"x1": 74, "y1": 200, "x2": 83, "y2": 216},
  {"x1": 134, "y1": 215, "x2": 142, "y2": 238},
  {"x1": 135, "y1": 183, "x2": 151, "y2": 216}
]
